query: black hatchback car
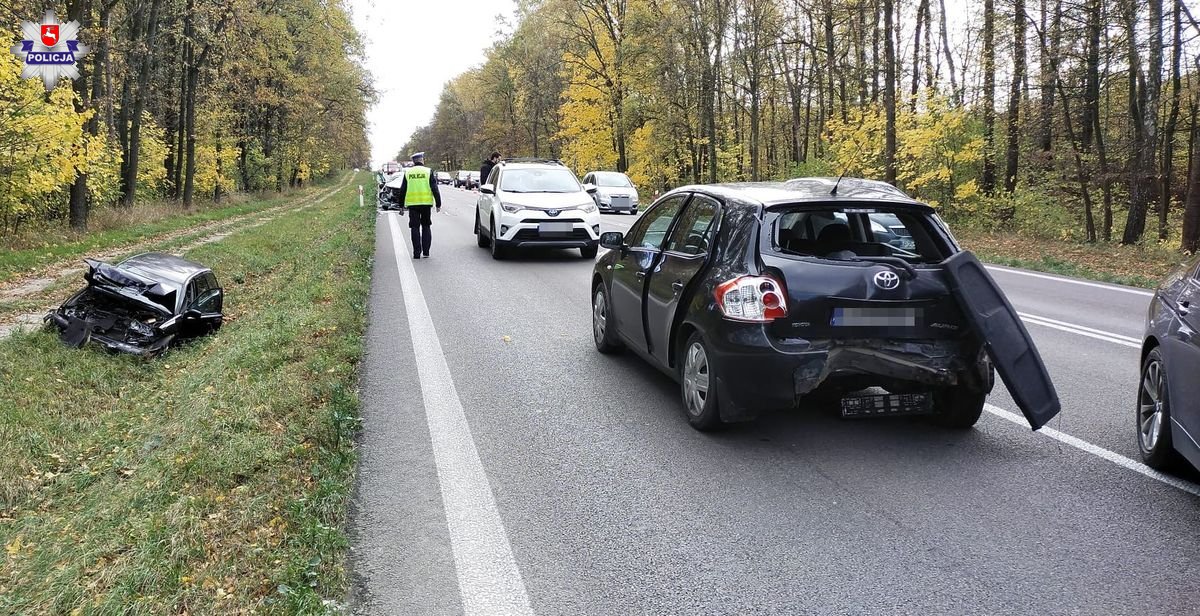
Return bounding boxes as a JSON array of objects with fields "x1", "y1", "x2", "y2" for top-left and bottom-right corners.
[
  {"x1": 590, "y1": 178, "x2": 1060, "y2": 431},
  {"x1": 46, "y1": 253, "x2": 224, "y2": 357},
  {"x1": 1137, "y1": 254, "x2": 1200, "y2": 471}
]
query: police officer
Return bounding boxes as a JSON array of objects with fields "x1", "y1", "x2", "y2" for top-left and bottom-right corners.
[{"x1": 395, "y1": 152, "x2": 442, "y2": 259}]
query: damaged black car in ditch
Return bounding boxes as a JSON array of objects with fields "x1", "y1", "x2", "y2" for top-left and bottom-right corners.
[
  {"x1": 590, "y1": 177, "x2": 1060, "y2": 432},
  {"x1": 45, "y1": 253, "x2": 224, "y2": 357}
]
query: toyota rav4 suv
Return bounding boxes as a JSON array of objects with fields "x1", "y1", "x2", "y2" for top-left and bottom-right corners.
[
  {"x1": 590, "y1": 177, "x2": 1060, "y2": 432},
  {"x1": 475, "y1": 159, "x2": 602, "y2": 259}
]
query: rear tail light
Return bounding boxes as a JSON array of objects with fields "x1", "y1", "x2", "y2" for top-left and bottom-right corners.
[{"x1": 714, "y1": 276, "x2": 788, "y2": 322}]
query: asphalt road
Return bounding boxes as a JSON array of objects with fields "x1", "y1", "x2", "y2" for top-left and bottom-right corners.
[{"x1": 350, "y1": 187, "x2": 1200, "y2": 615}]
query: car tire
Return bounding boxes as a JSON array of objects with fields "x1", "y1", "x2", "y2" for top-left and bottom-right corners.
[
  {"x1": 490, "y1": 216, "x2": 507, "y2": 260},
  {"x1": 1138, "y1": 347, "x2": 1182, "y2": 470},
  {"x1": 476, "y1": 213, "x2": 490, "y2": 247},
  {"x1": 932, "y1": 384, "x2": 986, "y2": 428},
  {"x1": 592, "y1": 284, "x2": 623, "y2": 354},
  {"x1": 630, "y1": 208, "x2": 638, "y2": 215},
  {"x1": 680, "y1": 331, "x2": 722, "y2": 431},
  {"x1": 580, "y1": 244, "x2": 598, "y2": 259}
]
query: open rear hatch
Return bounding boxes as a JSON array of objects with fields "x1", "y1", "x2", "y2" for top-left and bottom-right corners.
[{"x1": 941, "y1": 251, "x2": 1061, "y2": 429}]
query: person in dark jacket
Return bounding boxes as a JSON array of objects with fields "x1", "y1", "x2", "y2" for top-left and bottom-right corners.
[{"x1": 480, "y1": 151, "x2": 500, "y2": 186}]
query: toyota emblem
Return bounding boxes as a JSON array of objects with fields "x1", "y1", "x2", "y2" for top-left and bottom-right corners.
[
  {"x1": 873, "y1": 270, "x2": 900, "y2": 290},
  {"x1": 547, "y1": 209, "x2": 560, "y2": 217}
]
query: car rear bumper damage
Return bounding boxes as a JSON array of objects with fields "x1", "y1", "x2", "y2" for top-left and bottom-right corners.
[{"x1": 705, "y1": 324, "x2": 986, "y2": 422}]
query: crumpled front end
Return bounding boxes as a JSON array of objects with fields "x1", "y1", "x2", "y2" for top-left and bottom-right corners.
[{"x1": 45, "y1": 287, "x2": 176, "y2": 357}]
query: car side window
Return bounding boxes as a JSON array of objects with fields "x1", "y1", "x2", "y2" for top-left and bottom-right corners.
[
  {"x1": 194, "y1": 288, "x2": 222, "y2": 313},
  {"x1": 488, "y1": 167, "x2": 499, "y2": 186},
  {"x1": 666, "y1": 196, "x2": 719, "y2": 255},
  {"x1": 626, "y1": 195, "x2": 686, "y2": 250}
]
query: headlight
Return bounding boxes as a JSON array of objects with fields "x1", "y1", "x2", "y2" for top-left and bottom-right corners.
[
  {"x1": 579, "y1": 202, "x2": 597, "y2": 213},
  {"x1": 597, "y1": 195, "x2": 612, "y2": 204},
  {"x1": 500, "y1": 202, "x2": 522, "y2": 213}
]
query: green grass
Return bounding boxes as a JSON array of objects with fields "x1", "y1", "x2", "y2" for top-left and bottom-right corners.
[
  {"x1": 0, "y1": 173, "x2": 374, "y2": 613},
  {"x1": 977, "y1": 252, "x2": 1165, "y2": 289},
  {"x1": 0, "y1": 174, "x2": 347, "y2": 285}
]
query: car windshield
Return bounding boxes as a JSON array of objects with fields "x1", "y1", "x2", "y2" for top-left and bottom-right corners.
[
  {"x1": 500, "y1": 168, "x2": 581, "y2": 193},
  {"x1": 593, "y1": 172, "x2": 632, "y2": 188},
  {"x1": 766, "y1": 205, "x2": 948, "y2": 263}
]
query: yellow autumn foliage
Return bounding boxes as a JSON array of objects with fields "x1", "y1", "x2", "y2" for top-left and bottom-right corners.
[
  {"x1": 825, "y1": 94, "x2": 982, "y2": 211},
  {"x1": 0, "y1": 32, "x2": 89, "y2": 225}
]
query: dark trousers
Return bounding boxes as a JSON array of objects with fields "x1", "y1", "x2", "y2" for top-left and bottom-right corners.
[{"x1": 408, "y1": 205, "x2": 433, "y2": 256}]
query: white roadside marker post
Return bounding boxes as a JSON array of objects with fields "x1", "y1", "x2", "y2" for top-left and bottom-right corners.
[{"x1": 358, "y1": 184, "x2": 364, "y2": 208}]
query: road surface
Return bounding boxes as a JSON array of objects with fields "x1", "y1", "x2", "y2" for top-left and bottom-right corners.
[{"x1": 349, "y1": 187, "x2": 1200, "y2": 615}]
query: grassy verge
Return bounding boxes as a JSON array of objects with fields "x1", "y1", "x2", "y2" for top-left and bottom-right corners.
[
  {"x1": 0, "y1": 173, "x2": 373, "y2": 613},
  {"x1": 955, "y1": 228, "x2": 1191, "y2": 289},
  {"x1": 0, "y1": 173, "x2": 346, "y2": 285}
]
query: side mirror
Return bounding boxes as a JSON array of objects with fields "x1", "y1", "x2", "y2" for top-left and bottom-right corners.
[
  {"x1": 583, "y1": 183, "x2": 598, "y2": 194},
  {"x1": 184, "y1": 308, "x2": 203, "y2": 320},
  {"x1": 480, "y1": 184, "x2": 495, "y2": 195},
  {"x1": 599, "y1": 231, "x2": 624, "y2": 250}
]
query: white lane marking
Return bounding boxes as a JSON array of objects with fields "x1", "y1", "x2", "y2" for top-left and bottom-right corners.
[
  {"x1": 985, "y1": 403, "x2": 1200, "y2": 497},
  {"x1": 1018, "y1": 312, "x2": 1142, "y2": 349},
  {"x1": 986, "y1": 264, "x2": 1155, "y2": 297},
  {"x1": 386, "y1": 214, "x2": 534, "y2": 615}
]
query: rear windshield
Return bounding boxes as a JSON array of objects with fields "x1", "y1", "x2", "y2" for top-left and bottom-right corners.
[{"x1": 764, "y1": 205, "x2": 951, "y2": 263}]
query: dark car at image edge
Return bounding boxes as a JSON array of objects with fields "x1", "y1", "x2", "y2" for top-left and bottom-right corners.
[
  {"x1": 1137, "y1": 253, "x2": 1200, "y2": 473},
  {"x1": 590, "y1": 177, "x2": 1061, "y2": 432}
]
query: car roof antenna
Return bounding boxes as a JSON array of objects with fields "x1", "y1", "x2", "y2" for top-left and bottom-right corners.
[{"x1": 830, "y1": 170, "x2": 846, "y2": 196}]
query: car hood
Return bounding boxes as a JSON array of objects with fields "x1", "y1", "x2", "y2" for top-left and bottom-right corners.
[
  {"x1": 83, "y1": 259, "x2": 176, "y2": 316},
  {"x1": 497, "y1": 192, "x2": 593, "y2": 209}
]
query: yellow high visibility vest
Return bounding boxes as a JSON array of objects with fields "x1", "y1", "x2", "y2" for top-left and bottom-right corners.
[{"x1": 403, "y1": 166, "x2": 435, "y2": 207}]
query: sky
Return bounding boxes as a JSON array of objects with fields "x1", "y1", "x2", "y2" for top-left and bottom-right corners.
[{"x1": 350, "y1": 0, "x2": 517, "y2": 169}]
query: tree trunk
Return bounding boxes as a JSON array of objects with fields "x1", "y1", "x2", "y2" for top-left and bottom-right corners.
[
  {"x1": 982, "y1": 0, "x2": 997, "y2": 194},
  {"x1": 1003, "y1": 0, "x2": 1026, "y2": 193},
  {"x1": 937, "y1": 0, "x2": 959, "y2": 103},
  {"x1": 1183, "y1": 105, "x2": 1200, "y2": 252},
  {"x1": 121, "y1": 0, "x2": 163, "y2": 207},
  {"x1": 883, "y1": 0, "x2": 897, "y2": 184},
  {"x1": 1122, "y1": 0, "x2": 1160, "y2": 244},
  {"x1": 1159, "y1": 0, "x2": 1183, "y2": 240},
  {"x1": 68, "y1": 0, "x2": 92, "y2": 231}
]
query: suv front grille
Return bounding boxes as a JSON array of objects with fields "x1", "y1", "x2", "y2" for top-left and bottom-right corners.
[{"x1": 512, "y1": 228, "x2": 591, "y2": 241}]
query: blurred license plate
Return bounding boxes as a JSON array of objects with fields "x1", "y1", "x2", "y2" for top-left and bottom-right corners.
[
  {"x1": 539, "y1": 222, "x2": 572, "y2": 234},
  {"x1": 831, "y1": 307, "x2": 919, "y2": 326},
  {"x1": 610, "y1": 195, "x2": 631, "y2": 208},
  {"x1": 841, "y1": 392, "x2": 932, "y2": 418}
]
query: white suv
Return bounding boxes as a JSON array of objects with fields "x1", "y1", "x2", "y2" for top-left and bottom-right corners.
[{"x1": 474, "y1": 159, "x2": 602, "y2": 259}]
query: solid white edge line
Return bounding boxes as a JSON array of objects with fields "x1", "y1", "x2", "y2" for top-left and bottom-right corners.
[
  {"x1": 984, "y1": 403, "x2": 1200, "y2": 498},
  {"x1": 1019, "y1": 316, "x2": 1142, "y2": 349},
  {"x1": 985, "y1": 264, "x2": 1155, "y2": 297},
  {"x1": 387, "y1": 213, "x2": 534, "y2": 616}
]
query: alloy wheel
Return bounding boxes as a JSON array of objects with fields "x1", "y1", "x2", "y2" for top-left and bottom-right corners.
[
  {"x1": 592, "y1": 290, "x2": 607, "y2": 345},
  {"x1": 1138, "y1": 357, "x2": 1166, "y2": 451},
  {"x1": 683, "y1": 341, "x2": 710, "y2": 417}
]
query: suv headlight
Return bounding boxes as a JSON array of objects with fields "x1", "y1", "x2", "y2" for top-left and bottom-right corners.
[
  {"x1": 579, "y1": 202, "x2": 597, "y2": 213},
  {"x1": 500, "y1": 202, "x2": 522, "y2": 213}
]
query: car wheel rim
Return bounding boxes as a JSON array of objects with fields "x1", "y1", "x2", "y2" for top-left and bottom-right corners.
[
  {"x1": 683, "y1": 341, "x2": 710, "y2": 417},
  {"x1": 592, "y1": 291, "x2": 607, "y2": 344},
  {"x1": 1138, "y1": 358, "x2": 1166, "y2": 451}
]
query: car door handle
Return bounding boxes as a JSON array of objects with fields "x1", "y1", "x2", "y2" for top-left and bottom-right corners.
[
  {"x1": 671, "y1": 281, "x2": 684, "y2": 293},
  {"x1": 635, "y1": 271, "x2": 646, "y2": 280}
]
